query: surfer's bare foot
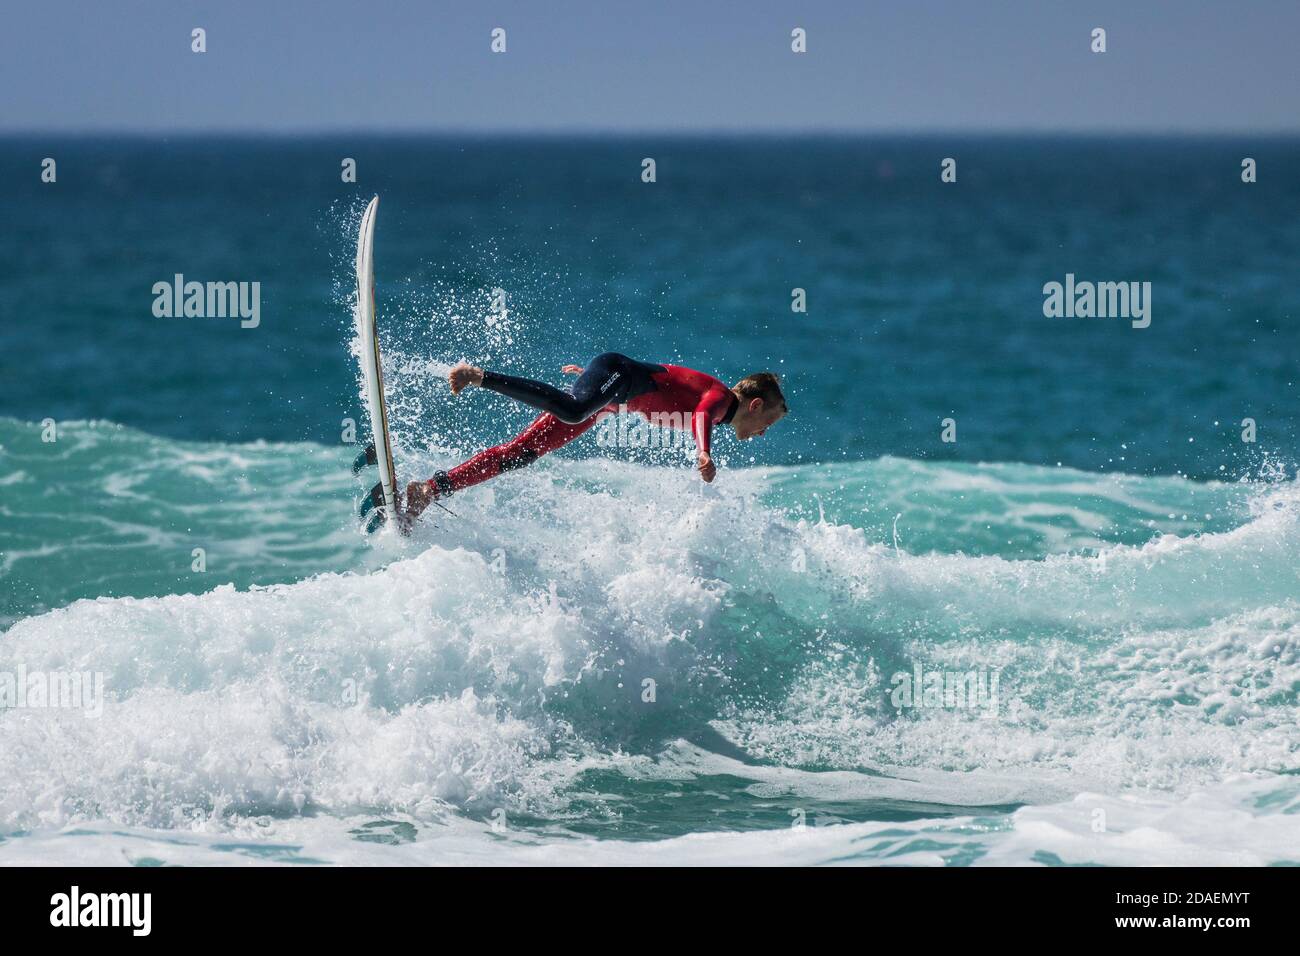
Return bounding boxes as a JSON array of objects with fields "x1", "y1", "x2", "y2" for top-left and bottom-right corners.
[
  {"x1": 449, "y1": 362, "x2": 484, "y2": 395},
  {"x1": 404, "y1": 480, "x2": 433, "y2": 520}
]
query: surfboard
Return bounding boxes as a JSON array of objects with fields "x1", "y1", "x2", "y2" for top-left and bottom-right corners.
[{"x1": 353, "y1": 195, "x2": 399, "y2": 532}]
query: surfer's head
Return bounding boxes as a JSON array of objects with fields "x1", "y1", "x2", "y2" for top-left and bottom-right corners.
[{"x1": 730, "y1": 372, "x2": 787, "y2": 440}]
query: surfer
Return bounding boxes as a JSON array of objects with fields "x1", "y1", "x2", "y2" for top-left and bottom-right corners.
[{"x1": 401, "y1": 353, "x2": 787, "y2": 521}]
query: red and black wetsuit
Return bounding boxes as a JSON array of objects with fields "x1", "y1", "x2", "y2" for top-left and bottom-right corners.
[{"x1": 427, "y1": 353, "x2": 737, "y2": 496}]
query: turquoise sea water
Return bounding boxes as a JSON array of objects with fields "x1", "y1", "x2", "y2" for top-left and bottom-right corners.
[{"x1": 1, "y1": 137, "x2": 1298, "y2": 864}]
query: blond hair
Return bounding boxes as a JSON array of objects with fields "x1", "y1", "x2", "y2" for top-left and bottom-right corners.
[{"x1": 734, "y1": 372, "x2": 787, "y2": 413}]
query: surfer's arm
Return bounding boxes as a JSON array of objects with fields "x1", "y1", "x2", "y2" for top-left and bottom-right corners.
[
  {"x1": 691, "y1": 387, "x2": 732, "y2": 483},
  {"x1": 404, "y1": 481, "x2": 429, "y2": 517}
]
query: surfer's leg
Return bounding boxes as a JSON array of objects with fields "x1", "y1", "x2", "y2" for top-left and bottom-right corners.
[
  {"x1": 448, "y1": 412, "x2": 599, "y2": 489},
  {"x1": 479, "y1": 353, "x2": 628, "y2": 424},
  {"x1": 404, "y1": 412, "x2": 601, "y2": 517}
]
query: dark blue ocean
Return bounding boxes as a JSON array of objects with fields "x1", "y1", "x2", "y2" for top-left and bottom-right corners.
[
  {"x1": 1, "y1": 137, "x2": 1298, "y2": 865},
  {"x1": 4, "y1": 136, "x2": 1297, "y2": 468}
]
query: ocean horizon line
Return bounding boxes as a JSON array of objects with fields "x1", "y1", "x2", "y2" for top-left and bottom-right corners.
[{"x1": 4, "y1": 127, "x2": 1299, "y2": 141}]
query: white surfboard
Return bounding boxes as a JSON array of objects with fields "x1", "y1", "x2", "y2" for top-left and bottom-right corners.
[{"x1": 355, "y1": 195, "x2": 399, "y2": 524}]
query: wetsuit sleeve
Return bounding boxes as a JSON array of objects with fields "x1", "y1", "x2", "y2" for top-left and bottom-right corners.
[{"x1": 692, "y1": 386, "x2": 733, "y2": 457}]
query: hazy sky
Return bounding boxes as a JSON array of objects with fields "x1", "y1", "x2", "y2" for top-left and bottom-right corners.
[{"x1": 3, "y1": 0, "x2": 1297, "y2": 133}]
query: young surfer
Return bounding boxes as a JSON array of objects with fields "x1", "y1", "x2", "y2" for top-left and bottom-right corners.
[{"x1": 400, "y1": 352, "x2": 787, "y2": 521}]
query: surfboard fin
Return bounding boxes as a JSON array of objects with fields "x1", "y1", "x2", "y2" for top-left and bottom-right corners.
[
  {"x1": 358, "y1": 481, "x2": 385, "y2": 519},
  {"x1": 351, "y1": 442, "x2": 378, "y2": 475},
  {"x1": 360, "y1": 480, "x2": 418, "y2": 535}
]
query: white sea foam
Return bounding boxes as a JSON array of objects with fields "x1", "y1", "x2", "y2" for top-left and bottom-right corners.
[{"x1": 1, "y1": 449, "x2": 1297, "y2": 863}]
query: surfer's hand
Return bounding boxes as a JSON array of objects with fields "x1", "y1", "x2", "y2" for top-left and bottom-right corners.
[
  {"x1": 697, "y1": 452, "x2": 716, "y2": 483},
  {"x1": 404, "y1": 480, "x2": 433, "y2": 519},
  {"x1": 561, "y1": 365, "x2": 584, "y2": 376},
  {"x1": 449, "y1": 362, "x2": 484, "y2": 395}
]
